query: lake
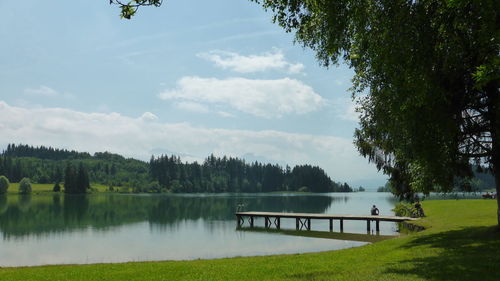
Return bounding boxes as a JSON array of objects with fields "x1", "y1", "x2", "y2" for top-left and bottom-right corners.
[{"x1": 0, "y1": 192, "x2": 399, "y2": 267}]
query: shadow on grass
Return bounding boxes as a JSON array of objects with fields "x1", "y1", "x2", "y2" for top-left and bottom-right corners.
[{"x1": 386, "y1": 226, "x2": 500, "y2": 281}]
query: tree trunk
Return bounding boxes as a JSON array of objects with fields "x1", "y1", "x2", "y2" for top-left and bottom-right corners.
[
  {"x1": 488, "y1": 81, "x2": 500, "y2": 227},
  {"x1": 496, "y1": 173, "x2": 500, "y2": 227},
  {"x1": 494, "y1": 164, "x2": 500, "y2": 227}
]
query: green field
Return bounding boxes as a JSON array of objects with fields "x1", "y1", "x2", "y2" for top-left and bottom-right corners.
[
  {"x1": 7, "y1": 183, "x2": 54, "y2": 194},
  {"x1": 6, "y1": 183, "x2": 114, "y2": 194},
  {"x1": 0, "y1": 199, "x2": 499, "y2": 281}
]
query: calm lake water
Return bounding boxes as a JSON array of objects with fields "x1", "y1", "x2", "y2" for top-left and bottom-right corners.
[{"x1": 0, "y1": 192, "x2": 400, "y2": 267}]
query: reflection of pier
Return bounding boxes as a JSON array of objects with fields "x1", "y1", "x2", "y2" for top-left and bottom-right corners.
[
  {"x1": 236, "y1": 227, "x2": 396, "y2": 243},
  {"x1": 235, "y1": 211, "x2": 418, "y2": 232}
]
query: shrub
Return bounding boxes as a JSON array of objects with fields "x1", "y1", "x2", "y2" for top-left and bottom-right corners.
[
  {"x1": 53, "y1": 182, "x2": 61, "y2": 192},
  {"x1": 147, "y1": 181, "x2": 161, "y2": 193},
  {"x1": 19, "y1": 178, "x2": 32, "y2": 194},
  {"x1": 393, "y1": 202, "x2": 424, "y2": 218},
  {"x1": 0, "y1": 175, "x2": 10, "y2": 194},
  {"x1": 298, "y1": 186, "x2": 309, "y2": 192}
]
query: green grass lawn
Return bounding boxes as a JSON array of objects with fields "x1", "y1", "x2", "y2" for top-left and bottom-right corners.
[{"x1": 0, "y1": 199, "x2": 499, "y2": 281}]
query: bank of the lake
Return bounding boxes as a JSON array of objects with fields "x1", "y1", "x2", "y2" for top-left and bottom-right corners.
[{"x1": 1, "y1": 199, "x2": 499, "y2": 281}]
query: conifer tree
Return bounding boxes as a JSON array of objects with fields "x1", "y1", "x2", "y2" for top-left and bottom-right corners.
[{"x1": 0, "y1": 175, "x2": 9, "y2": 194}]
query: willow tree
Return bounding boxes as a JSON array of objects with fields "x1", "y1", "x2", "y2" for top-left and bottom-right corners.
[{"x1": 111, "y1": 1, "x2": 499, "y2": 225}]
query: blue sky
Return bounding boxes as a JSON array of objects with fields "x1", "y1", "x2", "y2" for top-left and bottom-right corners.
[{"x1": 0, "y1": 0, "x2": 386, "y2": 188}]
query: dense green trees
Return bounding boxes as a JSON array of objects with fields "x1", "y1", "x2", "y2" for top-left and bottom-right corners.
[
  {"x1": 1, "y1": 144, "x2": 352, "y2": 193},
  {"x1": 0, "y1": 176, "x2": 9, "y2": 194},
  {"x1": 3, "y1": 143, "x2": 499, "y2": 194},
  {"x1": 19, "y1": 178, "x2": 32, "y2": 194},
  {"x1": 0, "y1": 155, "x2": 23, "y2": 183},
  {"x1": 3, "y1": 144, "x2": 91, "y2": 160},
  {"x1": 0, "y1": 145, "x2": 150, "y2": 190},
  {"x1": 149, "y1": 154, "x2": 352, "y2": 193},
  {"x1": 64, "y1": 162, "x2": 90, "y2": 194}
]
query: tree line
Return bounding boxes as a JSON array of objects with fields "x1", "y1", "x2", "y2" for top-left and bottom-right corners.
[
  {"x1": 0, "y1": 144, "x2": 353, "y2": 193},
  {"x1": 149, "y1": 154, "x2": 353, "y2": 193},
  {"x1": 0, "y1": 144, "x2": 148, "y2": 191}
]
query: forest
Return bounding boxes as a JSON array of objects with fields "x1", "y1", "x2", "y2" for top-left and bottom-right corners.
[{"x1": 0, "y1": 144, "x2": 353, "y2": 193}]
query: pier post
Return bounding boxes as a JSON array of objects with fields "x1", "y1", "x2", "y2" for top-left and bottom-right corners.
[
  {"x1": 250, "y1": 216, "x2": 254, "y2": 227},
  {"x1": 329, "y1": 219, "x2": 333, "y2": 232},
  {"x1": 265, "y1": 216, "x2": 269, "y2": 228},
  {"x1": 296, "y1": 218, "x2": 299, "y2": 230},
  {"x1": 276, "y1": 217, "x2": 280, "y2": 229},
  {"x1": 237, "y1": 215, "x2": 242, "y2": 226},
  {"x1": 340, "y1": 219, "x2": 344, "y2": 232},
  {"x1": 367, "y1": 220, "x2": 371, "y2": 232},
  {"x1": 307, "y1": 218, "x2": 311, "y2": 230},
  {"x1": 376, "y1": 220, "x2": 380, "y2": 232}
]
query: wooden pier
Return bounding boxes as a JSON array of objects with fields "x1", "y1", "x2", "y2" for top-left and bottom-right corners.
[{"x1": 235, "y1": 211, "x2": 418, "y2": 232}]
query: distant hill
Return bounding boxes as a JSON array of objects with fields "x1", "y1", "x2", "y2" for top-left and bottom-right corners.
[
  {"x1": 0, "y1": 144, "x2": 149, "y2": 190},
  {"x1": 0, "y1": 144, "x2": 353, "y2": 193}
]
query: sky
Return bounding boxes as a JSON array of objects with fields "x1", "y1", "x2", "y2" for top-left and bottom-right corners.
[{"x1": 0, "y1": 0, "x2": 387, "y2": 188}]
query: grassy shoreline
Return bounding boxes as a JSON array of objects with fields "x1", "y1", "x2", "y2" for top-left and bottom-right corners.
[{"x1": 1, "y1": 199, "x2": 499, "y2": 280}]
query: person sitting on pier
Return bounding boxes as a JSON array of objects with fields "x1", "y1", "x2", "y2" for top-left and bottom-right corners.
[{"x1": 371, "y1": 205, "x2": 379, "y2": 216}]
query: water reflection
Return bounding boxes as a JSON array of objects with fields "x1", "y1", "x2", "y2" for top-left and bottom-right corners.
[
  {"x1": 0, "y1": 193, "x2": 335, "y2": 239},
  {"x1": 0, "y1": 196, "x2": 7, "y2": 215}
]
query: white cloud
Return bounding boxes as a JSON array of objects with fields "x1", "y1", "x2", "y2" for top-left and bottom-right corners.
[
  {"x1": 174, "y1": 101, "x2": 235, "y2": 118},
  {"x1": 217, "y1": 111, "x2": 235, "y2": 118},
  {"x1": 333, "y1": 97, "x2": 362, "y2": 122},
  {"x1": 159, "y1": 76, "x2": 325, "y2": 118},
  {"x1": 175, "y1": 101, "x2": 210, "y2": 114},
  {"x1": 24, "y1": 85, "x2": 58, "y2": 97},
  {"x1": 0, "y1": 101, "x2": 383, "y2": 183},
  {"x1": 140, "y1": 112, "x2": 158, "y2": 121},
  {"x1": 24, "y1": 85, "x2": 74, "y2": 99},
  {"x1": 340, "y1": 101, "x2": 359, "y2": 122},
  {"x1": 197, "y1": 49, "x2": 304, "y2": 74}
]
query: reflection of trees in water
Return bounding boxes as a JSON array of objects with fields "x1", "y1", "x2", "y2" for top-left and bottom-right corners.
[
  {"x1": 0, "y1": 196, "x2": 7, "y2": 215},
  {"x1": 18, "y1": 195, "x2": 32, "y2": 212},
  {"x1": 148, "y1": 195, "x2": 333, "y2": 225},
  {"x1": 63, "y1": 195, "x2": 89, "y2": 224},
  {"x1": 0, "y1": 194, "x2": 333, "y2": 238},
  {"x1": 0, "y1": 195, "x2": 142, "y2": 239}
]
